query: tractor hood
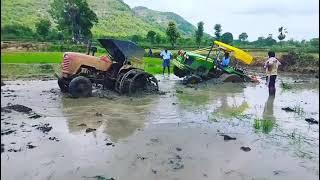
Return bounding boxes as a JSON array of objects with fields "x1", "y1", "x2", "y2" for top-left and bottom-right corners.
[{"x1": 98, "y1": 39, "x2": 145, "y2": 63}]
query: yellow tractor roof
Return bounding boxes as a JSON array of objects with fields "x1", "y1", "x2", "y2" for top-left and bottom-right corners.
[{"x1": 214, "y1": 41, "x2": 253, "y2": 65}]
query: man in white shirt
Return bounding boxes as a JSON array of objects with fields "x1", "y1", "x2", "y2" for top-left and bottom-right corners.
[
  {"x1": 160, "y1": 49, "x2": 173, "y2": 76},
  {"x1": 264, "y1": 51, "x2": 281, "y2": 96}
]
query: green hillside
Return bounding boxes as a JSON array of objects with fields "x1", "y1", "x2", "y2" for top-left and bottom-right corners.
[
  {"x1": 132, "y1": 6, "x2": 197, "y2": 37},
  {"x1": 1, "y1": 0, "x2": 165, "y2": 38}
]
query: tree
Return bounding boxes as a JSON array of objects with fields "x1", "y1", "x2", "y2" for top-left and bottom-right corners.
[
  {"x1": 49, "y1": 0, "x2": 98, "y2": 43},
  {"x1": 195, "y1": 21, "x2": 204, "y2": 48},
  {"x1": 35, "y1": 19, "x2": 51, "y2": 40},
  {"x1": 166, "y1": 21, "x2": 180, "y2": 48},
  {"x1": 309, "y1": 38, "x2": 319, "y2": 47},
  {"x1": 131, "y1": 35, "x2": 140, "y2": 43},
  {"x1": 238, "y1": 32, "x2": 248, "y2": 41},
  {"x1": 221, "y1": 32, "x2": 233, "y2": 44},
  {"x1": 278, "y1": 26, "x2": 287, "y2": 41},
  {"x1": 214, "y1": 24, "x2": 222, "y2": 40},
  {"x1": 155, "y1": 34, "x2": 162, "y2": 44},
  {"x1": 146, "y1": 30, "x2": 156, "y2": 44}
]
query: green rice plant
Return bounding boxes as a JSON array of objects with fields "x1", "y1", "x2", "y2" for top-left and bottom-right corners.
[
  {"x1": 280, "y1": 81, "x2": 293, "y2": 90},
  {"x1": 253, "y1": 118, "x2": 276, "y2": 134}
]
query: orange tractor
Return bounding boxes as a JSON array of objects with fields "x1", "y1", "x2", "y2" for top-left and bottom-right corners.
[{"x1": 57, "y1": 39, "x2": 158, "y2": 98}]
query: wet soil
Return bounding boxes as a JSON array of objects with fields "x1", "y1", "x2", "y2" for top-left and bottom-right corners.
[{"x1": 1, "y1": 74, "x2": 319, "y2": 180}]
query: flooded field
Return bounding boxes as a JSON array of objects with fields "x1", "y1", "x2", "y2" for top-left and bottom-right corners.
[{"x1": 1, "y1": 74, "x2": 319, "y2": 180}]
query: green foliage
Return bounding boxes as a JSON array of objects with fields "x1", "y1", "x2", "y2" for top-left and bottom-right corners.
[
  {"x1": 49, "y1": 0, "x2": 98, "y2": 42},
  {"x1": 238, "y1": 32, "x2": 248, "y2": 41},
  {"x1": 155, "y1": 34, "x2": 162, "y2": 44},
  {"x1": 195, "y1": 21, "x2": 204, "y2": 47},
  {"x1": 309, "y1": 38, "x2": 319, "y2": 47},
  {"x1": 166, "y1": 22, "x2": 180, "y2": 48},
  {"x1": 35, "y1": 19, "x2": 51, "y2": 40},
  {"x1": 253, "y1": 118, "x2": 275, "y2": 134},
  {"x1": 214, "y1": 24, "x2": 222, "y2": 40},
  {"x1": 132, "y1": 6, "x2": 197, "y2": 37},
  {"x1": 146, "y1": 31, "x2": 156, "y2": 44},
  {"x1": 252, "y1": 36, "x2": 277, "y2": 47},
  {"x1": 221, "y1": 32, "x2": 233, "y2": 44},
  {"x1": 1, "y1": 24, "x2": 35, "y2": 40},
  {"x1": 280, "y1": 81, "x2": 293, "y2": 89},
  {"x1": 130, "y1": 35, "x2": 142, "y2": 43}
]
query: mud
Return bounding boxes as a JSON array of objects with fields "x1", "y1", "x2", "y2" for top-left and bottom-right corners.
[
  {"x1": 305, "y1": 118, "x2": 318, "y2": 124},
  {"x1": 2, "y1": 104, "x2": 32, "y2": 113},
  {"x1": 1, "y1": 74, "x2": 319, "y2": 180},
  {"x1": 36, "y1": 123, "x2": 52, "y2": 133},
  {"x1": 282, "y1": 107, "x2": 295, "y2": 112}
]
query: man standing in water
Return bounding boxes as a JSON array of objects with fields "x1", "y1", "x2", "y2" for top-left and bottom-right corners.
[
  {"x1": 264, "y1": 51, "x2": 281, "y2": 96},
  {"x1": 160, "y1": 49, "x2": 173, "y2": 76}
]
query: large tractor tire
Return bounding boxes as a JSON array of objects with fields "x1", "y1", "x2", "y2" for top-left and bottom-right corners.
[
  {"x1": 173, "y1": 66, "x2": 188, "y2": 78},
  {"x1": 68, "y1": 76, "x2": 92, "y2": 98},
  {"x1": 115, "y1": 69, "x2": 158, "y2": 95},
  {"x1": 219, "y1": 74, "x2": 244, "y2": 83},
  {"x1": 58, "y1": 78, "x2": 69, "y2": 93},
  {"x1": 183, "y1": 75, "x2": 202, "y2": 85}
]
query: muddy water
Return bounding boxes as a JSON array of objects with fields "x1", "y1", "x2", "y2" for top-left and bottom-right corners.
[{"x1": 1, "y1": 74, "x2": 319, "y2": 180}]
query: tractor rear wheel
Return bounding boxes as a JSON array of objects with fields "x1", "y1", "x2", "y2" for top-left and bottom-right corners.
[
  {"x1": 219, "y1": 74, "x2": 244, "y2": 83},
  {"x1": 68, "y1": 76, "x2": 92, "y2": 98},
  {"x1": 58, "y1": 78, "x2": 69, "y2": 93},
  {"x1": 115, "y1": 69, "x2": 159, "y2": 95}
]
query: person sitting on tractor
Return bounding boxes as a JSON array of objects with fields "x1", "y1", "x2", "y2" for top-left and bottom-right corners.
[{"x1": 219, "y1": 51, "x2": 231, "y2": 68}]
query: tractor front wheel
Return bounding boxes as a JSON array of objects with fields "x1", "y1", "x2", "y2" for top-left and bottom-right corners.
[
  {"x1": 58, "y1": 78, "x2": 69, "y2": 93},
  {"x1": 173, "y1": 66, "x2": 188, "y2": 78},
  {"x1": 183, "y1": 75, "x2": 202, "y2": 85},
  {"x1": 68, "y1": 76, "x2": 92, "y2": 98}
]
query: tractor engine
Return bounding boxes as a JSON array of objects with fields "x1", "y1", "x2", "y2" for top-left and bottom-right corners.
[{"x1": 61, "y1": 52, "x2": 112, "y2": 78}]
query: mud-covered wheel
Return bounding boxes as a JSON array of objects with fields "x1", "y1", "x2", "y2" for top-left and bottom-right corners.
[
  {"x1": 219, "y1": 74, "x2": 244, "y2": 83},
  {"x1": 58, "y1": 78, "x2": 69, "y2": 93},
  {"x1": 183, "y1": 75, "x2": 202, "y2": 85},
  {"x1": 68, "y1": 76, "x2": 92, "y2": 98},
  {"x1": 173, "y1": 66, "x2": 188, "y2": 78}
]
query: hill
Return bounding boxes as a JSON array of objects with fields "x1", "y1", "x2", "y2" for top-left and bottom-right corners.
[
  {"x1": 132, "y1": 6, "x2": 197, "y2": 37},
  {"x1": 1, "y1": 0, "x2": 165, "y2": 38}
]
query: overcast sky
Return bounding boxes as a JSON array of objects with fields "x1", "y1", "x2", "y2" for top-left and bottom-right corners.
[{"x1": 123, "y1": 0, "x2": 319, "y2": 41}]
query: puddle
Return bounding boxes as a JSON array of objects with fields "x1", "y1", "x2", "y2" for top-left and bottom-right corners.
[{"x1": 1, "y1": 74, "x2": 319, "y2": 180}]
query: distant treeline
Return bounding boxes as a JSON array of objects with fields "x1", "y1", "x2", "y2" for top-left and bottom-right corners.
[{"x1": 1, "y1": 24, "x2": 319, "y2": 53}]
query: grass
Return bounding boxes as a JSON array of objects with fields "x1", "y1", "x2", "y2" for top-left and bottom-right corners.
[
  {"x1": 1, "y1": 52, "x2": 170, "y2": 79},
  {"x1": 1, "y1": 52, "x2": 63, "y2": 63},
  {"x1": 280, "y1": 81, "x2": 293, "y2": 90},
  {"x1": 253, "y1": 118, "x2": 276, "y2": 134}
]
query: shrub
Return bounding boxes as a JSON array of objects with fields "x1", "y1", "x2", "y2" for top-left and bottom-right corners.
[{"x1": 1, "y1": 24, "x2": 35, "y2": 40}]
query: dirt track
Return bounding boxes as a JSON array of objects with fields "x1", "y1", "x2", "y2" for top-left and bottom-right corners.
[{"x1": 1, "y1": 75, "x2": 319, "y2": 180}]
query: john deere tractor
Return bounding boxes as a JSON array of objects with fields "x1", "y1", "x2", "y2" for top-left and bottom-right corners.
[
  {"x1": 57, "y1": 39, "x2": 158, "y2": 98},
  {"x1": 172, "y1": 41, "x2": 255, "y2": 84}
]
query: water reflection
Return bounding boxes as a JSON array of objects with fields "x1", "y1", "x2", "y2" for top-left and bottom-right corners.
[
  {"x1": 175, "y1": 82, "x2": 246, "y2": 108},
  {"x1": 254, "y1": 96, "x2": 276, "y2": 134},
  {"x1": 61, "y1": 96, "x2": 157, "y2": 142}
]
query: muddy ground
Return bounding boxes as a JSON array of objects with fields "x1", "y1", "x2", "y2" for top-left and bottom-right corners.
[{"x1": 1, "y1": 74, "x2": 319, "y2": 180}]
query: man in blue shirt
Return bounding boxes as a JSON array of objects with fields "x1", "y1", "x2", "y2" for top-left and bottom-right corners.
[
  {"x1": 220, "y1": 51, "x2": 230, "y2": 68},
  {"x1": 160, "y1": 49, "x2": 173, "y2": 76}
]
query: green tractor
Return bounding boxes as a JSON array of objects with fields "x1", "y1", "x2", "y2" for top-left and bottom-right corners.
[{"x1": 172, "y1": 41, "x2": 257, "y2": 84}]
